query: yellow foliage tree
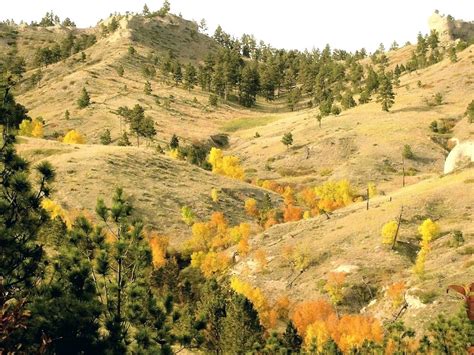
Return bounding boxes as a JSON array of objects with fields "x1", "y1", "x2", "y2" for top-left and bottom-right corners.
[
  {"x1": 244, "y1": 197, "x2": 258, "y2": 217},
  {"x1": 41, "y1": 198, "x2": 71, "y2": 229},
  {"x1": 18, "y1": 118, "x2": 44, "y2": 138},
  {"x1": 238, "y1": 235, "x2": 250, "y2": 256},
  {"x1": 181, "y1": 206, "x2": 195, "y2": 226},
  {"x1": 191, "y1": 251, "x2": 230, "y2": 278},
  {"x1": 324, "y1": 272, "x2": 346, "y2": 305},
  {"x1": 368, "y1": 182, "x2": 377, "y2": 198},
  {"x1": 413, "y1": 219, "x2": 439, "y2": 276},
  {"x1": 31, "y1": 120, "x2": 44, "y2": 138},
  {"x1": 335, "y1": 315, "x2": 383, "y2": 353},
  {"x1": 208, "y1": 147, "x2": 244, "y2": 180},
  {"x1": 147, "y1": 232, "x2": 168, "y2": 269},
  {"x1": 303, "y1": 210, "x2": 311, "y2": 220},
  {"x1": 315, "y1": 180, "x2": 354, "y2": 212},
  {"x1": 63, "y1": 130, "x2": 86, "y2": 144},
  {"x1": 230, "y1": 277, "x2": 276, "y2": 328},
  {"x1": 305, "y1": 320, "x2": 331, "y2": 353},
  {"x1": 211, "y1": 188, "x2": 219, "y2": 202},
  {"x1": 381, "y1": 220, "x2": 398, "y2": 245}
]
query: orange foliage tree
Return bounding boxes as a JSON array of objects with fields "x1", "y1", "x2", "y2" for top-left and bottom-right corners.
[
  {"x1": 147, "y1": 231, "x2": 169, "y2": 269},
  {"x1": 292, "y1": 299, "x2": 336, "y2": 336},
  {"x1": 244, "y1": 198, "x2": 259, "y2": 217},
  {"x1": 387, "y1": 281, "x2": 406, "y2": 309},
  {"x1": 283, "y1": 204, "x2": 303, "y2": 222}
]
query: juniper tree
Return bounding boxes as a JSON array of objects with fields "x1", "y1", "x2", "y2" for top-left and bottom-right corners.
[{"x1": 77, "y1": 87, "x2": 90, "y2": 108}]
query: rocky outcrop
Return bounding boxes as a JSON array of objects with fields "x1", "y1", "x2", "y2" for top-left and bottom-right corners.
[
  {"x1": 428, "y1": 12, "x2": 474, "y2": 43},
  {"x1": 444, "y1": 138, "x2": 474, "y2": 174}
]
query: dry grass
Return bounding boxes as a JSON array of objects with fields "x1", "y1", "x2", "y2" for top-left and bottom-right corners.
[{"x1": 16, "y1": 137, "x2": 279, "y2": 247}]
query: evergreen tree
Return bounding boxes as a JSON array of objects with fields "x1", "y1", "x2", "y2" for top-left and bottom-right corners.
[
  {"x1": 77, "y1": 87, "x2": 90, "y2": 108},
  {"x1": 100, "y1": 129, "x2": 112, "y2": 145},
  {"x1": 158, "y1": 0, "x2": 171, "y2": 17},
  {"x1": 169, "y1": 134, "x2": 179, "y2": 149},
  {"x1": 117, "y1": 131, "x2": 131, "y2": 146},
  {"x1": 64, "y1": 109, "x2": 70, "y2": 120},
  {"x1": 92, "y1": 189, "x2": 171, "y2": 353},
  {"x1": 281, "y1": 321, "x2": 303, "y2": 353},
  {"x1": 173, "y1": 62, "x2": 183, "y2": 85},
  {"x1": 376, "y1": 73, "x2": 395, "y2": 112},
  {"x1": 220, "y1": 293, "x2": 263, "y2": 354},
  {"x1": 143, "y1": 4, "x2": 150, "y2": 16},
  {"x1": 239, "y1": 63, "x2": 260, "y2": 107},
  {"x1": 183, "y1": 63, "x2": 197, "y2": 91},
  {"x1": 287, "y1": 87, "x2": 302, "y2": 111},
  {"x1": 144, "y1": 80, "x2": 152, "y2": 95},
  {"x1": 281, "y1": 132, "x2": 293, "y2": 149}
]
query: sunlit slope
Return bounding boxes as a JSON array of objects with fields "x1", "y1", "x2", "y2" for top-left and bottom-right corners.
[
  {"x1": 17, "y1": 137, "x2": 279, "y2": 246},
  {"x1": 229, "y1": 45, "x2": 474, "y2": 193}
]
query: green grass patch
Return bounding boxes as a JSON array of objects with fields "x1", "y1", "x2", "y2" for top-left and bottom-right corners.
[{"x1": 222, "y1": 115, "x2": 280, "y2": 132}]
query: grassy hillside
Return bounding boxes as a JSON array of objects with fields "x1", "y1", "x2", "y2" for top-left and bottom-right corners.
[
  {"x1": 229, "y1": 45, "x2": 474, "y2": 193},
  {"x1": 16, "y1": 137, "x2": 280, "y2": 246},
  {"x1": 10, "y1": 14, "x2": 259, "y2": 145},
  {"x1": 232, "y1": 167, "x2": 474, "y2": 329}
]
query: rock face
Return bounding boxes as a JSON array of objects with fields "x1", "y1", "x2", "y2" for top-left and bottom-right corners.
[
  {"x1": 444, "y1": 139, "x2": 474, "y2": 174},
  {"x1": 428, "y1": 12, "x2": 474, "y2": 43}
]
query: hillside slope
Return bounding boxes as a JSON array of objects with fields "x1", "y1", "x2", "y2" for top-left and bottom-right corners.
[
  {"x1": 12, "y1": 14, "x2": 258, "y2": 144},
  {"x1": 17, "y1": 137, "x2": 279, "y2": 246},
  {"x1": 232, "y1": 167, "x2": 474, "y2": 329},
  {"x1": 229, "y1": 45, "x2": 474, "y2": 192}
]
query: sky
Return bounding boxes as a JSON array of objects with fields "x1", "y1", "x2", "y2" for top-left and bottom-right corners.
[{"x1": 2, "y1": 1, "x2": 473, "y2": 52}]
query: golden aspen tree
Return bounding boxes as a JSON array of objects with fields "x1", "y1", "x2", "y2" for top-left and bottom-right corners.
[
  {"x1": 381, "y1": 220, "x2": 398, "y2": 245},
  {"x1": 244, "y1": 198, "x2": 258, "y2": 217},
  {"x1": 211, "y1": 188, "x2": 219, "y2": 202},
  {"x1": 63, "y1": 130, "x2": 86, "y2": 144},
  {"x1": 324, "y1": 272, "x2": 346, "y2": 305},
  {"x1": 413, "y1": 219, "x2": 439, "y2": 276}
]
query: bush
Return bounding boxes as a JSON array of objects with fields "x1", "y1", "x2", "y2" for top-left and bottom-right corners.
[
  {"x1": 77, "y1": 87, "x2": 90, "y2": 108},
  {"x1": 63, "y1": 130, "x2": 86, "y2": 144},
  {"x1": 402, "y1": 144, "x2": 414, "y2": 160},
  {"x1": 331, "y1": 105, "x2": 341, "y2": 116},
  {"x1": 100, "y1": 129, "x2": 112, "y2": 145}
]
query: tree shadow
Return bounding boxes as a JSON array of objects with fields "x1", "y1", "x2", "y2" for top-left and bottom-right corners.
[
  {"x1": 391, "y1": 105, "x2": 434, "y2": 114},
  {"x1": 394, "y1": 241, "x2": 419, "y2": 263}
]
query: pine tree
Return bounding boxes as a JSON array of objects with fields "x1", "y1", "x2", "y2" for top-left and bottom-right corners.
[
  {"x1": 220, "y1": 293, "x2": 264, "y2": 353},
  {"x1": 144, "y1": 80, "x2": 152, "y2": 95},
  {"x1": 100, "y1": 129, "x2": 112, "y2": 145},
  {"x1": 0, "y1": 130, "x2": 55, "y2": 352},
  {"x1": 143, "y1": 4, "x2": 150, "y2": 16},
  {"x1": 281, "y1": 132, "x2": 293, "y2": 149},
  {"x1": 239, "y1": 63, "x2": 260, "y2": 107},
  {"x1": 169, "y1": 134, "x2": 179, "y2": 149},
  {"x1": 77, "y1": 87, "x2": 90, "y2": 108},
  {"x1": 183, "y1": 63, "x2": 197, "y2": 91},
  {"x1": 376, "y1": 73, "x2": 395, "y2": 112}
]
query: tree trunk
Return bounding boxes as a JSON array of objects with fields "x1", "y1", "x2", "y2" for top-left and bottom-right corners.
[{"x1": 392, "y1": 206, "x2": 404, "y2": 249}]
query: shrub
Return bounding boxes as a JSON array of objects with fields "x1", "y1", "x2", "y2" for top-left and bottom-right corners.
[
  {"x1": 381, "y1": 220, "x2": 398, "y2": 245},
  {"x1": 100, "y1": 129, "x2": 112, "y2": 145},
  {"x1": 77, "y1": 87, "x2": 90, "y2": 108},
  {"x1": 402, "y1": 144, "x2": 414, "y2": 159},
  {"x1": 63, "y1": 130, "x2": 86, "y2": 144}
]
